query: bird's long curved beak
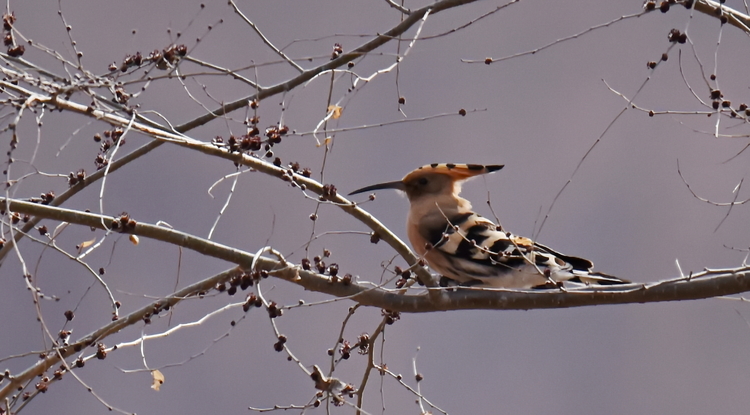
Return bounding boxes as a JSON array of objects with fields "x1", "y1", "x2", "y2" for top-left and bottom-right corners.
[{"x1": 348, "y1": 180, "x2": 405, "y2": 195}]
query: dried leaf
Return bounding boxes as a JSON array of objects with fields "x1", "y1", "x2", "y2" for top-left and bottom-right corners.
[
  {"x1": 151, "y1": 369, "x2": 164, "y2": 391},
  {"x1": 327, "y1": 105, "x2": 343, "y2": 119},
  {"x1": 311, "y1": 365, "x2": 350, "y2": 394},
  {"x1": 76, "y1": 238, "x2": 96, "y2": 254}
]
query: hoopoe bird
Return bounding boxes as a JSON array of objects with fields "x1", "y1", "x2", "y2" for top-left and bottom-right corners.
[{"x1": 349, "y1": 163, "x2": 629, "y2": 289}]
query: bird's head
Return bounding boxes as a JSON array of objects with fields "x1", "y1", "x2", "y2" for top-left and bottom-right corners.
[{"x1": 349, "y1": 163, "x2": 504, "y2": 202}]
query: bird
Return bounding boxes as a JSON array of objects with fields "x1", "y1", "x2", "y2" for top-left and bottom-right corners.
[{"x1": 349, "y1": 163, "x2": 629, "y2": 289}]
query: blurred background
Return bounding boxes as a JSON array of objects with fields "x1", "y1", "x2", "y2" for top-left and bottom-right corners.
[{"x1": 1, "y1": 0, "x2": 750, "y2": 413}]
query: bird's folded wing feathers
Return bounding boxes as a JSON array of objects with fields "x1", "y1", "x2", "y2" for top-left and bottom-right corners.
[
  {"x1": 423, "y1": 211, "x2": 622, "y2": 284},
  {"x1": 427, "y1": 212, "x2": 542, "y2": 269}
]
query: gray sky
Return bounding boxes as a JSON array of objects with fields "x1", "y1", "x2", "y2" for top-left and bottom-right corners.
[{"x1": 1, "y1": 1, "x2": 750, "y2": 414}]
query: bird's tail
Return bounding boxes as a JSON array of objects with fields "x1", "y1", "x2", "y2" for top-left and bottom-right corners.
[{"x1": 572, "y1": 271, "x2": 629, "y2": 286}]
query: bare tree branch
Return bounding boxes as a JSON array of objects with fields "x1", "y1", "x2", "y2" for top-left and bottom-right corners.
[
  {"x1": 4, "y1": 197, "x2": 750, "y2": 316},
  {"x1": 694, "y1": 0, "x2": 750, "y2": 33},
  {"x1": 385, "y1": 0, "x2": 410, "y2": 15}
]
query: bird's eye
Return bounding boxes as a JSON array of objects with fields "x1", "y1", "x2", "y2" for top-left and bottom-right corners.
[{"x1": 417, "y1": 177, "x2": 428, "y2": 186}]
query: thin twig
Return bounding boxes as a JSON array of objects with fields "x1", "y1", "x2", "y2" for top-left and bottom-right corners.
[
  {"x1": 385, "y1": 0, "x2": 410, "y2": 15},
  {"x1": 228, "y1": 0, "x2": 304, "y2": 73}
]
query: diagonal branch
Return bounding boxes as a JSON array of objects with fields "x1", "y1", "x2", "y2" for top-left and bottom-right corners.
[
  {"x1": 693, "y1": 0, "x2": 750, "y2": 33},
  {"x1": 385, "y1": 0, "x2": 411, "y2": 15}
]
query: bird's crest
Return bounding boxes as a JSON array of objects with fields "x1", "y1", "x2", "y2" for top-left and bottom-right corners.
[{"x1": 403, "y1": 163, "x2": 504, "y2": 183}]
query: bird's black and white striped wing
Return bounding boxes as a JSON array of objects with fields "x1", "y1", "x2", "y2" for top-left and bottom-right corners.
[{"x1": 425, "y1": 212, "x2": 626, "y2": 288}]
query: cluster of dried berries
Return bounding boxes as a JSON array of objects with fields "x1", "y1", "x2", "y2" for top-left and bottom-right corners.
[
  {"x1": 647, "y1": 53, "x2": 669, "y2": 69},
  {"x1": 300, "y1": 257, "x2": 311, "y2": 270},
  {"x1": 224, "y1": 271, "x2": 259, "y2": 296},
  {"x1": 339, "y1": 340, "x2": 352, "y2": 359},
  {"x1": 312, "y1": 255, "x2": 326, "y2": 273},
  {"x1": 653, "y1": 0, "x2": 724, "y2": 23},
  {"x1": 213, "y1": 123, "x2": 289, "y2": 163},
  {"x1": 67, "y1": 169, "x2": 85, "y2": 187},
  {"x1": 335, "y1": 334, "x2": 369, "y2": 359},
  {"x1": 267, "y1": 301, "x2": 282, "y2": 318},
  {"x1": 706, "y1": 89, "x2": 747, "y2": 117},
  {"x1": 369, "y1": 232, "x2": 380, "y2": 244},
  {"x1": 9, "y1": 212, "x2": 21, "y2": 224},
  {"x1": 115, "y1": 51, "x2": 143, "y2": 72},
  {"x1": 93, "y1": 154, "x2": 107, "y2": 169},
  {"x1": 394, "y1": 266, "x2": 413, "y2": 288},
  {"x1": 356, "y1": 333, "x2": 370, "y2": 354},
  {"x1": 38, "y1": 191, "x2": 55, "y2": 205},
  {"x1": 337, "y1": 384, "x2": 356, "y2": 404},
  {"x1": 3, "y1": 12, "x2": 23, "y2": 57},
  {"x1": 281, "y1": 162, "x2": 312, "y2": 190},
  {"x1": 331, "y1": 43, "x2": 343, "y2": 60},
  {"x1": 320, "y1": 184, "x2": 337, "y2": 201},
  {"x1": 95, "y1": 343, "x2": 107, "y2": 360},
  {"x1": 707, "y1": 88, "x2": 746, "y2": 116},
  {"x1": 140, "y1": 301, "x2": 169, "y2": 324},
  {"x1": 214, "y1": 123, "x2": 318, "y2": 193},
  {"x1": 381, "y1": 309, "x2": 400, "y2": 325},
  {"x1": 58, "y1": 330, "x2": 71, "y2": 346},
  {"x1": 340, "y1": 273, "x2": 353, "y2": 285},
  {"x1": 34, "y1": 377, "x2": 49, "y2": 393},
  {"x1": 113, "y1": 87, "x2": 130, "y2": 104},
  {"x1": 24, "y1": 191, "x2": 54, "y2": 207},
  {"x1": 273, "y1": 334, "x2": 287, "y2": 352},
  {"x1": 710, "y1": 88, "x2": 726, "y2": 110},
  {"x1": 93, "y1": 129, "x2": 124, "y2": 169},
  {"x1": 667, "y1": 28, "x2": 687, "y2": 44},
  {"x1": 110, "y1": 212, "x2": 136, "y2": 232},
  {"x1": 110, "y1": 44, "x2": 187, "y2": 73},
  {"x1": 644, "y1": 0, "x2": 694, "y2": 13},
  {"x1": 265, "y1": 124, "x2": 287, "y2": 142},
  {"x1": 150, "y1": 301, "x2": 169, "y2": 318},
  {"x1": 327, "y1": 263, "x2": 339, "y2": 277},
  {"x1": 243, "y1": 292, "x2": 263, "y2": 312},
  {"x1": 307, "y1": 252, "x2": 345, "y2": 280},
  {"x1": 296, "y1": 255, "x2": 356, "y2": 285},
  {"x1": 126, "y1": 300, "x2": 161, "y2": 325}
]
